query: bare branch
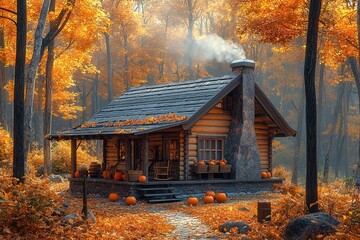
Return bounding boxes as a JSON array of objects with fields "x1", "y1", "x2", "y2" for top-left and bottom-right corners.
[
  {"x1": 0, "y1": 7, "x2": 17, "y2": 15},
  {"x1": 0, "y1": 16, "x2": 17, "y2": 27}
]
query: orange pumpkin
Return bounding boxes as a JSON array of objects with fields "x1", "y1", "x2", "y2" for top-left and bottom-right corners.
[
  {"x1": 215, "y1": 193, "x2": 227, "y2": 203},
  {"x1": 267, "y1": 172, "x2": 272, "y2": 178},
  {"x1": 102, "y1": 170, "x2": 110, "y2": 179},
  {"x1": 126, "y1": 196, "x2": 137, "y2": 206},
  {"x1": 261, "y1": 172, "x2": 268, "y2": 179},
  {"x1": 204, "y1": 195, "x2": 214, "y2": 204},
  {"x1": 114, "y1": 172, "x2": 122, "y2": 181},
  {"x1": 74, "y1": 171, "x2": 80, "y2": 178},
  {"x1": 205, "y1": 191, "x2": 216, "y2": 198},
  {"x1": 109, "y1": 193, "x2": 119, "y2": 202},
  {"x1": 199, "y1": 161, "x2": 206, "y2": 166},
  {"x1": 219, "y1": 161, "x2": 226, "y2": 166},
  {"x1": 122, "y1": 174, "x2": 127, "y2": 181},
  {"x1": 138, "y1": 175, "x2": 147, "y2": 182},
  {"x1": 187, "y1": 197, "x2": 198, "y2": 206}
]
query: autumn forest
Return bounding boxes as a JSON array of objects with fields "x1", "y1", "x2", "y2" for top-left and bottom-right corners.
[{"x1": 0, "y1": 0, "x2": 359, "y2": 239}]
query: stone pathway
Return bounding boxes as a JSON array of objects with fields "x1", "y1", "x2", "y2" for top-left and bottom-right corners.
[
  {"x1": 144, "y1": 205, "x2": 215, "y2": 239},
  {"x1": 163, "y1": 211, "x2": 215, "y2": 240}
]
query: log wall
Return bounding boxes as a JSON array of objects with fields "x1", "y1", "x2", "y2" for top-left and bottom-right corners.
[
  {"x1": 104, "y1": 139, "x2": 126, "y2": 172},
  {"x1": 188, "y1": 101, "x2": 272, "y2": 178}
]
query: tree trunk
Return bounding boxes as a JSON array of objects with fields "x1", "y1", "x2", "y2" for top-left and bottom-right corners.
[
  {"x1": 317, "y1": 63, "x2": 325, "y2": 167},
  {"x1": 35, "y1": 78, "x2": 44, "y2": 147},
  {"x1": 348, "y1": 57, "x2": 360, "y2": 172},
  {"x1": 292, "y1": 90, "x2": 305, "y2": 185},
  {"x1": 105, "y1": 33, "x2": 112, "y2": 102},
  {"x1": 44, "y1": 0, "x2": 56, "y2": 175},
  {"x1": 187, "y1": 0, "x2": 195, "y2": 79},
  {"x1": 323, "y1": 83, "x2": 345, "y2": 182},
  {"x1": 13, "y1": 0, "x2": 27, "y2": 181},
  {"x1": 304, "y1": 0, "x2": 322, "y2": 213},
  {"x1": 0, "y1": 27, "x2": 7, "y2": 130},
  {"x1": 24, "y1": 0, "x2": 51, "y2": 168}
]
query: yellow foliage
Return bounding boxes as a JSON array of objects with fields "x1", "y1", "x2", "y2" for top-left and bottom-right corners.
[
  {"x1": 29, "y1": 141, "x2": 98, "y2": 174},
  {"x1": 0, "y1": 125, "x2": 13, "y2": 166}
]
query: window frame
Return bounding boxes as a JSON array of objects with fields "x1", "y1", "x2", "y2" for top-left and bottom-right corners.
[{"x1": 197, "y1": 135, "x2": 226, "y2": 162}]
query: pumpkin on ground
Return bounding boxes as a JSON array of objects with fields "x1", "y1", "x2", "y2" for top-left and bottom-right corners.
[
  {"x1": 267, "y1": 172, "x2": 272, "y2": 178},
  {"x1": 126, "y1": 196, "x2": 137, "y2": 206},
  {"x1": 261, "y1": 172, "x2": 268, "y2": 179},
  {"x1": 74, "y1": 171, "x2": 80, "y2": 178},
  {"x1": 114, "y1": 172, "x2": 122, "y2": 181},
  {"x1": 187, "y1": 197, "x2": 198, "y2": 206},
  {"x1": 138, "y1": 175, "x2": 146, "y2": 182},
  {"x1": 204, "y1": 195, "x2": 214, "y2": 204},
  {"x1": 102, "y1": 170, "x2": 110, "y2": 179},
  {"x1": 215, "y1": 192, "x2": 227, "y2": 203},
  {"x1": 205, "y1": 191, "x2": 216, "y2": 198},
  {"x1": 109, "y1": 193, "x2": 119, "y2": 202}
]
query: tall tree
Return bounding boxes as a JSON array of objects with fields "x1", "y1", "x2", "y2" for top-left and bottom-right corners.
[
  {"x1": 43, "y1": 0, "x2": 56, "y2": 175},
  {"x1": 13, "y1": 0, "x2": 26, "y2": 181},
  {"x1": 0, "y1": 28, "x2": 6, "y2": 129},
  {"x1": 304, "y1": 0, "x2": 321, "y2": 213}
]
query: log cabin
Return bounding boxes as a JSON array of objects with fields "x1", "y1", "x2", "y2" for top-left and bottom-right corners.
[{"x1": 50, "y1": 60, "x2": 296, "y2": 202}]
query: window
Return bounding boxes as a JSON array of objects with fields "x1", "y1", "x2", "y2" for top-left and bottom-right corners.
[{"x1": 198, "y1": 138, "x2": 224, "y2": 161}]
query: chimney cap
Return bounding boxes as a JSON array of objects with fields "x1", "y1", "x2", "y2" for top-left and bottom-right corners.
[{"x1": 231, "y1": 59, "x2": 255, "y2": 68}]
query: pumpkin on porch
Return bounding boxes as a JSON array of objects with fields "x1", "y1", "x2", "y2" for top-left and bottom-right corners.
[
  {"x1": 109, "y1": 193, "x2": 119, "y2": 202},
  {"x1": 204, "y1": 195, "x2": 214, "y2": 204},
  {"x1": 219, "y1": 161, "x2": 226, "y2": 166},
  {"x1": 205, "y1": 191, "x2": 216, "y2": 198},
  {"x1": 198, "y1": 161, "x2": 206, "y2": 166},
  {"x1": 215, "y1": 192, "x2": 227, "y2": 203},
  {"x1": 261, "y1": 172, "x2": 268, "y2": 179},
  {"x1": 102, "y1": 170, "x2": 110, "y2": 179},
  {"x1": 267, "y1": 172, "x2": 272, "y2": 178},
  {"x1": 187, "y1": 197, "x2": 198, "y2": 206},
  {"x1": 126, "y1": 196, "x2": 137, "y2": 205},
  {"x1": 114, "y1": 172, "x2": 122, "y2": 181},
  {"x1": 138, "y1": 175, "x2": 146, "y2": 182},
  {"x1": 74, "y1": 171, "x2": 80, "y2": 178}
]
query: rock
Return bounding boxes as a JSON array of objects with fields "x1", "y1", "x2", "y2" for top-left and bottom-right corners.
[
  {"x1": 239, "y1": 207, "x2": 250, "y2": 212},
  {"x1": 219, "y1": 221, "x2": 251, "y2": 234},
  {"x1": 87, "y1": 211, "x2": 96, "y2": 223},
  {"x1": 285, "y1": 212, "x2": 340, "y2": 240},
  {"x1": 62, "y1": 213, "x2": 79, "y2": 223},
  {"x1": 62, "y1": 202, "x2": 70, "y2": 208},
  {"x1": 37, "y1": 165, "x2": 44, "y2": 176},
  {"x1": 48, "y1": 175, "x2": 65, "y2": 183},
  {"x1": 53, "y1": 208, "x2": 65, "y2": 216}
]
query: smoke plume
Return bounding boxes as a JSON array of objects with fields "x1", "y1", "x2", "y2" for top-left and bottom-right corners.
[{"x1": 193, "y1": 34, "x2": 246, "y2": 63}]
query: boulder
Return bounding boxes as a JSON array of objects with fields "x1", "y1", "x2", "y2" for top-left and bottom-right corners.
[
  {"x1": 62, "y1": 202, "x2": 70, "y2": 208},
  {"x1": 62, "y1": 213, "x2": 79, "y2": 223},
  {"x1": 219, "y1": 221, "x2": 251, "y2": 234},
  {"x1": 48, "y1": 175, "x2": 65, "y2": 183},
  {"x1": 87, "y1": 211, "x2": 96, "y2": 223},
  {"x1": 285, "y1": 212, "x2": 340, "y2": 240}
]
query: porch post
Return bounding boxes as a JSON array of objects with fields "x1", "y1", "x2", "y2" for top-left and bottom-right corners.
[
  {"x1": 142, "y1": 134, "x2": 149, "y2": 181},
  {"x1": 71, "y1": 139, "x2": 77, "y2": 177},
  {"x1": 185, "y1": 131, "x2": 189, "y2": 181},
  {"x1": 125, "y1": 137, "x2": 131, "y2": 171}
]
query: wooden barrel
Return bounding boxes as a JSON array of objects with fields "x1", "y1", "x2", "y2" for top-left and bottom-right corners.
[
  {"x1": 88, "y1": 162, "x2": 101, "y2": 178},
  {"x1": 257, "y1": 201, "x2": 271, "y2": 222}
]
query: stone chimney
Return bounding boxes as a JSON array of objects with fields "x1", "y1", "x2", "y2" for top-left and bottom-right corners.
[{"x1": 225, "y1": 59, "x2": 261, "y2": 181}]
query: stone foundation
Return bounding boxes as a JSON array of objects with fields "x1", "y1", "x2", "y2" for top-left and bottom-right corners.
[{"x1": 69, "y1": 178, "x2": 283, "y2": 200}]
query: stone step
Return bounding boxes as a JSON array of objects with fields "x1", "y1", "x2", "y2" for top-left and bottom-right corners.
[
  {"x1": 144, "y1": 192, "x2": 181, "y2": 197},
  {"x1": 138, "y1": 187, "x2": 175, "y2": 191},
  {"x1": 148, "y1": 198, "x2": 182, "y2": 203}
]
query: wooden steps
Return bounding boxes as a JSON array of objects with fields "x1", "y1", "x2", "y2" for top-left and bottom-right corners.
[{"x1": 137, "y1": 184, "x2": 182, "y2": 203}]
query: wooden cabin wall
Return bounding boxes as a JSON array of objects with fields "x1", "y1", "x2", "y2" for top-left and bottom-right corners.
[
  {"x1": 188, "y1": 100, "x2": 272, "y2": 179},
  {"x1": 103, "y1": 139, "x2": 126, "y2": 172},
  {"x1": 179, "y1": 131, "x2": 185, "y2": 180}
]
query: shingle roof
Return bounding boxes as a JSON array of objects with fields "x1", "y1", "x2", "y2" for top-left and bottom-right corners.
[{"x1": 50, "y1": 74, "x2": 296, "y2": 140}]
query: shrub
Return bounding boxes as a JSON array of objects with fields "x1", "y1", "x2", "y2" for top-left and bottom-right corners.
[
  {"x1": 0, "y1": 125, "x2": 13, "y2": 167},
  {"x1": 29, "y1": 141, "x2": 98, "y2": 174},
  {"x1": 0, "y1": 173, "x2": 62, "y2": 237}
]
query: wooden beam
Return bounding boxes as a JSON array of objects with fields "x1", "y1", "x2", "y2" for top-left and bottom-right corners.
[
  {"x1": 143, "y1": 134, "x2": 149, "y2": 182},
  {"x1": 71, "y1": 139, "x2": 77, "y2": 177},
  {"x1": 185, "y1": 131, "x2": 189, "y2": 181},
  {"x1": 125, "y1": 137, "x2": 131, "y2": 172},
  {"x1": 102, "y1": 139, "x2": 107, "y2": 171}
]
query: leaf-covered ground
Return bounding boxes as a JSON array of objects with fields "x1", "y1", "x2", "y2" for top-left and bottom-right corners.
[{"x1": 1, "y1": 176, "x2": 359, "y2": 240}]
